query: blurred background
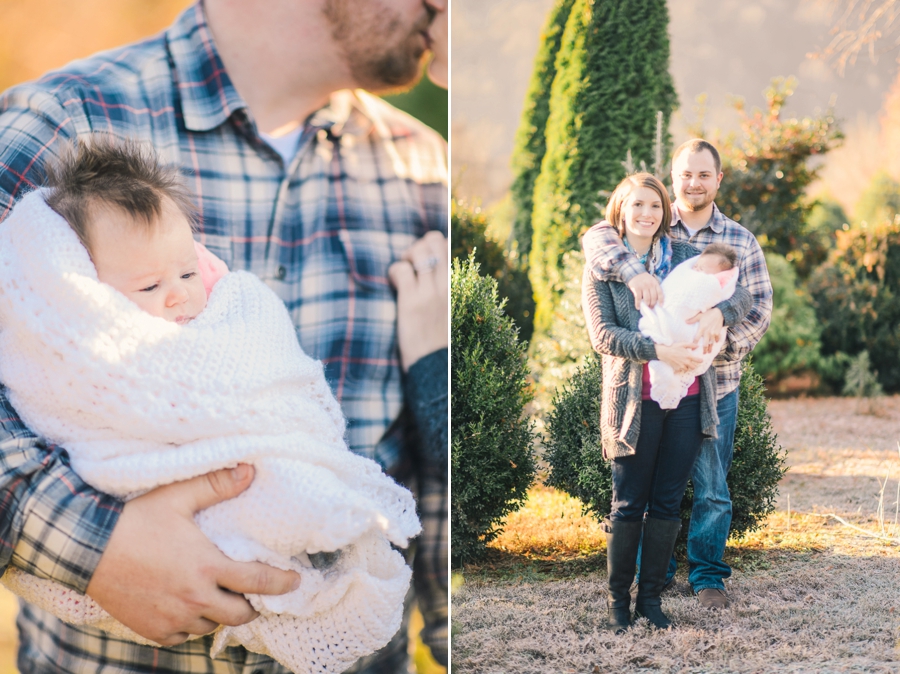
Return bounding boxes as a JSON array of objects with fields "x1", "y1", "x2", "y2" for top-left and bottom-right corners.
[
  {"x1": 452, "y1": 0, "x2": 900, "y2": 402},
  {"x1": 0, "y1": 1, "x2": 446, "y2": 673}
]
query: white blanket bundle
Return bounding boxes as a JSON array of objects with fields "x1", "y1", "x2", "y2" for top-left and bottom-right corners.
[
  {"x1": 0, "y1": 190, "x2": 421, "y2": 673},
  {"x1": 638, "y1": 256, "x2": 739, "y2": 409}
]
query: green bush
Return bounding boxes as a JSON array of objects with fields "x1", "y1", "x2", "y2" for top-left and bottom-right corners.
[
  {"x1": 714, "y1": 78, "x2": 842, "y2": 279},
  {"x1": 751, "y1": 253, "x2": 823, "y2": 382},
  {"x1": 451, "y1": 257, "x2": 537, "y2": 565},
  {"x1": 528, "y1": 250, "x2": 592, "y2": 413},
  {"x1": 546, "y1": 359, "x2": 785, "y2": 542},
  {"x1": 808, "y1": 218, "x2": 900, "y2": 392},
  {"x1": 528, "y1": 0, "x2": 677, "y2": 333},
  {"x1": 854, "y1": 171, "x2": 900, "y2": 227},
  {"x1": 451, "y1": 199, "x2": 536, "y2": 341}
]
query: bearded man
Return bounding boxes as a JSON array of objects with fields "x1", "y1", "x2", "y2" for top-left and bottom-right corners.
[
  {"x1": 0, "y1": 1, "x2": 447, "y2": 672},
  {"x1": 582, "y1": 138, "x2": 773, "y2": 611}
]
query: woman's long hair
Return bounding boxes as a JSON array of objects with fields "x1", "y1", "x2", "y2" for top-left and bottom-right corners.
[{"x1": 605, "y1": 172, "x2": 672, "y2": 244}]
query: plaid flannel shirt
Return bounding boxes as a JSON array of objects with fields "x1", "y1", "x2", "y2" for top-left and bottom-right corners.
[
  {"x1": 0, "y1": 3, "x2": 447, "y2": 673},
  {"x1": 582, "y1": 202, "x2": 773, "y2": 398}
]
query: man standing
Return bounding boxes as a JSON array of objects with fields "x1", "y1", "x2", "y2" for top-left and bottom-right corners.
[
  {"x1": 0, "y1": 1, "x2": 447, "y2": 672},
  {"x1": 582, "y1": 138, "x2": 773, "y2": 609}
]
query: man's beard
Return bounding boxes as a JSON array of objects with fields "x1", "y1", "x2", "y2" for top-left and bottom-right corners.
[
  {"x1": 323, "y1": 0, "x2": 432, "y2": 91},
  {"x1": 678, "y1": 189, "x2": 716, "y2": 212}
]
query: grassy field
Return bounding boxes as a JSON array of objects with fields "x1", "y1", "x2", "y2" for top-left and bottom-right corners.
[{"x1": 452, "y1": 396, "x2": 900, "y2": 673}]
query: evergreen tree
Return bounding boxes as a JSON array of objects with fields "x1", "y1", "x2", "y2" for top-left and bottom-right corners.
[
  {"x1": 528, "y1": 0, "x2": 677, "y2": 335},
  {"x1": 451, "y1": 257, "x2": 537, "y2": 564},
  {"x1": 509, "y1": 0, "x2": 576, "y2": 265}
]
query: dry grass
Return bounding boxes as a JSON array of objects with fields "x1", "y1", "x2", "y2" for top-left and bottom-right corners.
[{"x1": 452, "y1": 397, "x2": 900, "y2": 673}]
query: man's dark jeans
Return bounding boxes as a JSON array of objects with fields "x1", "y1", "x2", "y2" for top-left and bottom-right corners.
[{"x1": 610, "y1": 395, "x2": 704, "y2": 523}]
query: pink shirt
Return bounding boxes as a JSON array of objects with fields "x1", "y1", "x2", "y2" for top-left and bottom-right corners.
[{"x1": 642, "y1": 363, "x2": 699, "y2": 401}]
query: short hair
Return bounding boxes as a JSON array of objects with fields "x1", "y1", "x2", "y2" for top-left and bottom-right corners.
[
  {"x1": 700, "y1": 242, "x2": 738, "y2": 270},
  {"x1": 43, "y1": 135, "x2": 198, "y2": 254},
  {"x1": 605, "y1": 172, "x2": 672, "y2": 243},
  {"x1": 672, "y1": 138, "x2": 722, "y2": 175}
]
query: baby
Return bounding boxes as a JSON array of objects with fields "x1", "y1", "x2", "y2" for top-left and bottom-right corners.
[
  {"x1": 638, "y1": 244, "x2": 740, "y2": 409},
  {"x1": 0, "y1": 137, "x2": 420, "y2": 674}
]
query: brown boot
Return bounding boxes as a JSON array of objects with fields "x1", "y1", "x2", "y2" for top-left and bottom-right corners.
[{"x1": 697, "y1": 588, "x2": 729, "y2": 609}]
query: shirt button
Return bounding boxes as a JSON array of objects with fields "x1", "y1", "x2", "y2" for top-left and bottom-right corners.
[{"x1": 275, "y1": 265, "x2": 286, "y2": 280}]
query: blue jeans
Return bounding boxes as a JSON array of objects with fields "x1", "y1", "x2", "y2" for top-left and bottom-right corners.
[
  {"x1": 610, "y1": 395, "x2": 704, "y2": 522},
  {"x1": 684, "y1": 387, "x2": 740, "y2": 592}
]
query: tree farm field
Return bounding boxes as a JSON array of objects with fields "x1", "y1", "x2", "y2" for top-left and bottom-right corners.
[{"x1": 452, "y1": 396, "x2": 900, "y2": 673}]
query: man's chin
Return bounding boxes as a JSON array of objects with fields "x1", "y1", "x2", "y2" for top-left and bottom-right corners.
[
  {"x1": 353, "y1": 51, "x2": 427, "y2": 94},
  {"x1": 678, "y1": 195, "x2": 715, "y2": 212}
]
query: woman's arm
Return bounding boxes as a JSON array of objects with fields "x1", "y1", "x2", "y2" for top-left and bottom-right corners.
[
  {"x1": 581, "y1": 266, "x2": 657, "y2": 362},
  {"x1": 716, "y1": 282, "x2": 753, "y2": 327}
]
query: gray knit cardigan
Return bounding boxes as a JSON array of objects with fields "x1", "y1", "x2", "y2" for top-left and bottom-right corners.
[{"x1": 581, "y1": 240, "x2": 753, "y2": 459}]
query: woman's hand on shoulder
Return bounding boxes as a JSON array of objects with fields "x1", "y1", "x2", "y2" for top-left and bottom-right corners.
[{"x1": 655, "y1": 342, "x2": 702, "y2": 373}]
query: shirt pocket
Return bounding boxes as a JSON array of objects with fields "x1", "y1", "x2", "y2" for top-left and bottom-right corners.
[{"x1": 335, "y1": 228, "x2": 417, "y2": 391}]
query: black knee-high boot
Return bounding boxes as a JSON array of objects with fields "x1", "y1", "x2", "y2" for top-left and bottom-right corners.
[
  {"x1": 602, "y1": 518, "x2": 642, "y2": 633},
  {"x1": 634, "y1": 517, "x2": 682, "y2": 629}
]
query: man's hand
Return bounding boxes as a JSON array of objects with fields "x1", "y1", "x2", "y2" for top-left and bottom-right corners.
[
  {"x1": 388, "y1": 231, "x2": 448, "y2": 372},
  {"x1": 627, "y1": 272, "x2": 663, "y2": 309},
  {"x1": 85, "y1": 464, "x2": 301, "y2": 646},
  {"x1": 686, "y1": 308, "x2": 725, "y2": 354}
]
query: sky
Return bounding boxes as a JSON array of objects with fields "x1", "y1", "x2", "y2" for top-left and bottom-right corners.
[{"x1": 451, "y1": 0, "x2": 900, "y2": 211}]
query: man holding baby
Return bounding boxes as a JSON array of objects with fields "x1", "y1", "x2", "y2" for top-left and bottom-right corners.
[{"x1": 0, "y1": 0, "x2": 447, "y2": 672}]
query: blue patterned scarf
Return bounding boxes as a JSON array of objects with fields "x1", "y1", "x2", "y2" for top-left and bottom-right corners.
[{"x1": 624, "y1": 235, "x2": 673, "y2": 280}]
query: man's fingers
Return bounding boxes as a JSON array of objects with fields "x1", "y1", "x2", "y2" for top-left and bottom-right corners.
[
  {"x1": 202, "y1": 590, "x2": 261, "y2": 628},
  {"x1": 218, "y1": 560, "x2": 301, "y2": 597},
  {"x1": 176, "y1": 464, "x2": 255, "y2": 514},
  {"x1": 685, "y1": 311, "x2": 701, "y2": 324}
]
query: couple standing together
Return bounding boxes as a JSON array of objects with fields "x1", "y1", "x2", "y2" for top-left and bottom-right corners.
[{"x1": 582, "y1": 139, "x2": 774, "y2": 631}]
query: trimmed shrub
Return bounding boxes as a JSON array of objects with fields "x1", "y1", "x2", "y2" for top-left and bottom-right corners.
[
  {"x1": 451, "y1": 199, "x2": 536, "y2": 341},
  {"x1": 451, "y1": 257, "x2": 537, "y2": 565},
  {"x1": 529, "y1": 0, "x2": 677, "y2": 333},
  {"x1": 509, "y1": 0, "x2": 576, "y2": 264},
  {"x1": 751, "y1": 253, "x2": 823, "y2": 382},
  {"x1": 546, "y1": 359, "x2": 785, "y2": 542},
  {"x1": 808, "y1": 218, "x2": 900, "y2": 392}
]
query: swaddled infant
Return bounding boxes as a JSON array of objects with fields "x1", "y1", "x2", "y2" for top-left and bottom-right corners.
[
  {"x1": 638, "y1": 244, "x2": 740, "y2": 409},
  {"x1": 0, "y1": 138, "x2": 420, "y2": 674}
]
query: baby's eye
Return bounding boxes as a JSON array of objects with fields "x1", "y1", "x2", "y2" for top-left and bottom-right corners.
[
  {"x1": 181, "y1": 272, "x2": 197, "y2": 280},
  {"x1": 140, "y1": 284, "x2": 158, "y2": 292}
]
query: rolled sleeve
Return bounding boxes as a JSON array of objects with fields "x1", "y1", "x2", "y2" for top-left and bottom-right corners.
[{"x1": 582, "y1": 221, "x2": 648, "y2": 284}]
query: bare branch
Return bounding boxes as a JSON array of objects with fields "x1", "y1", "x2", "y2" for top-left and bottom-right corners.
[{"x1": 812, "y1": 0, "x2": 900, "y2": 74}]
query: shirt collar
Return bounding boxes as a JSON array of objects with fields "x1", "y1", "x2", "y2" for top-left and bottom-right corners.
[
  {"x1": 166, "y1": 3, "x2": 245, "y2": 132},
  {"x1": 672, "y1": 201, "x2": 726, "y2": 235},
  {"x1": 166, "y1": 3, "x2": 373, "y2": 139}
]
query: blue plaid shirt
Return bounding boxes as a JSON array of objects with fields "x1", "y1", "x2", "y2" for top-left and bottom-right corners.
[{"x1": 0, "y1": 3, "x2": 447, "y2": 672}]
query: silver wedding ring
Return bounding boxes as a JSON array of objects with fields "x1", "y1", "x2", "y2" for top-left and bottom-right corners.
[{"x1": 414, "y1": 256, "x2": 440, "y2": 273}]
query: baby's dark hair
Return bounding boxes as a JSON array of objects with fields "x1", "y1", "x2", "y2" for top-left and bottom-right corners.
[
  {"x1": 700, "y1": 242, "x2": 737, "y2": 270},
  {"x1": 43, "y1": 135, "x2": 198, "y2": 254}
]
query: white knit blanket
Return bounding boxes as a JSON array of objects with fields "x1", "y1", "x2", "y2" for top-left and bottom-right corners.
[
  {"x1": 638, "y1": 256, "x2": 739, "y2": 408},
  {"x1": 0, "y1": 190, "x2": 421, "y2": 673}
]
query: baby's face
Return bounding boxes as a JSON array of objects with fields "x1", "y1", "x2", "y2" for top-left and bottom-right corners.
[
  {"x1": 89, "y1": 197, "x2": 207, "y2": 324},
  {"x1": 694, "y1": 254, "x2": 729, "y2": 275}
]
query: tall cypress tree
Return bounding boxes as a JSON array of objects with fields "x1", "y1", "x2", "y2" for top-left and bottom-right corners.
[
  {"x1": 509, "y1": 0, "x2": 576, "y2": 264},
  {"x1": 529, "y1": 0, "x2": 677, "y2": 334}
]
